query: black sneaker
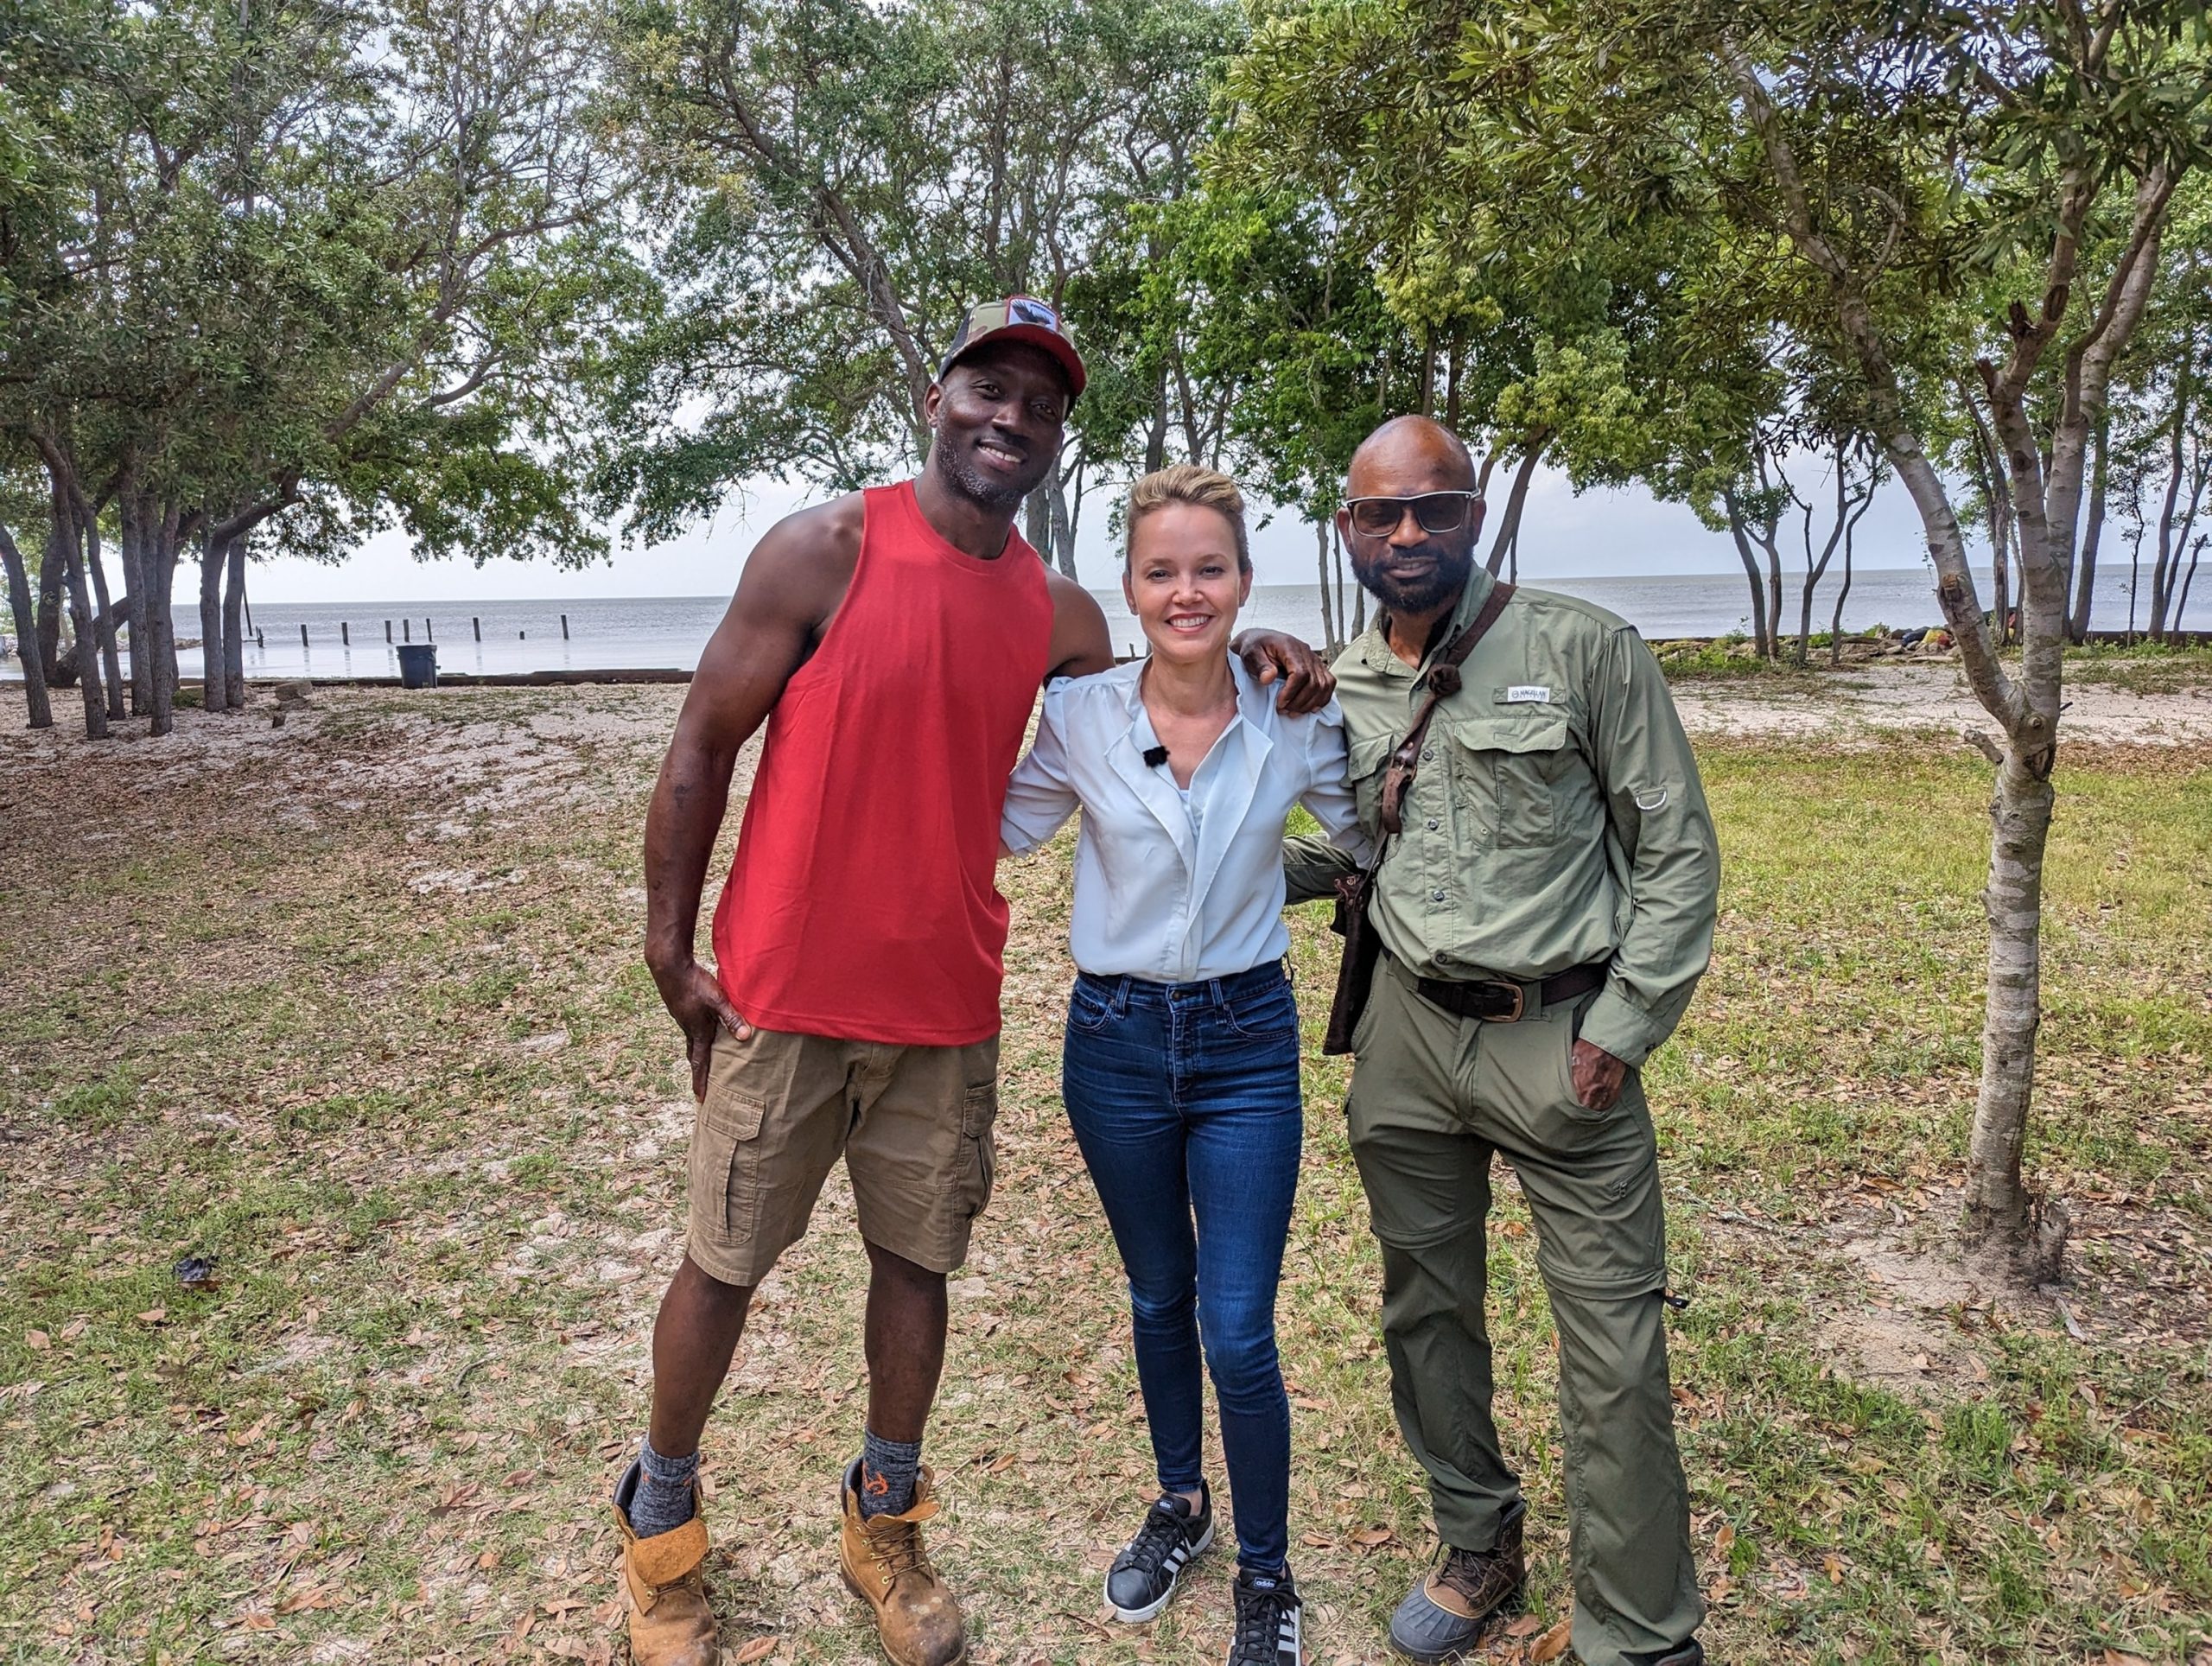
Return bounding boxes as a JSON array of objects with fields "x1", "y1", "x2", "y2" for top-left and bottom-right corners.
[
  {"x1": 1103, "y1": 1486, "x2": 1215, "y2": 1622},
  {"x1": 1227, "y1": 1566, "x2": 1302, "y2": 1665}
]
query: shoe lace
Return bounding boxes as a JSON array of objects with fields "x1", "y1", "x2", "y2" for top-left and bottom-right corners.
[
  {"x1": 1230, "y1": 1580, "x2": 1294, "y2": 1662},
  {"x1": 865, "y1": 1517, "x2": 936, "y2": 1587},
  {"x1": 1114, "y1": 1498, "x2": 1192, "y2": 1579}
]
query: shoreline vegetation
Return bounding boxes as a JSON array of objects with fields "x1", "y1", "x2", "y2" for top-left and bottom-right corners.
[{"x1": 3, "y1": 675, "x2": 2208, "y2": 1664}]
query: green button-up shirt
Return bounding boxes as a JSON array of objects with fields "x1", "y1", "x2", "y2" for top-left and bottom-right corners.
[{"x1": 1284, "y1": 569, "x2": 1720, "y2": 1066}]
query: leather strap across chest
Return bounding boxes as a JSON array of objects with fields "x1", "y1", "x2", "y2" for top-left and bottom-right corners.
[{"x1": 1377, "y1": 582, "x2": 1516, "y2": 836}]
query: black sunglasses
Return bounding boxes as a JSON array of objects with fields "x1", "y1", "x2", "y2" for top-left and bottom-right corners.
[{"x1": 1344, "y1": 491, "x2": 1484, "y2": 538}]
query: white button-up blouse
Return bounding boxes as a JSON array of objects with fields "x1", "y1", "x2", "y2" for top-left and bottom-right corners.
[{"x1": 1001, "y1": 656, "x2": 1373, "y2": 982}]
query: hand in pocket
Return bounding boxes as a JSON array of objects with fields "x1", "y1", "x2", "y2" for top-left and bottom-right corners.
[{"x1": 1570, "y1": 1038, "x2": 1627, "y2": 1113}]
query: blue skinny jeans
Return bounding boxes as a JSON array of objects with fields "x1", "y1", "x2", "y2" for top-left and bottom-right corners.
[{"x1": 1061, "y1": 961, "x2": 1303, "y2": 1575}]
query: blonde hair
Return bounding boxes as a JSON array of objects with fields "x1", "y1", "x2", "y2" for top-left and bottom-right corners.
[{"x1": 1124, "y1": 464, "x2": 1252, "y2": 574}]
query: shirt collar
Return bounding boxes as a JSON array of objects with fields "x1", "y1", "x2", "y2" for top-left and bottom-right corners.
[{"x1": 1116, "y1": 653, "x2": 1263, "y2": 728}]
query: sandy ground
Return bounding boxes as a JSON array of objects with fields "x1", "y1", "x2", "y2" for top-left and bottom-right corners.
[
  {"x1": 8, "y1": 657, "x2": 2209, "y2": 763},
  {"x1": 1671, "y1": 658, "x2": 2212, "y2": 742}
]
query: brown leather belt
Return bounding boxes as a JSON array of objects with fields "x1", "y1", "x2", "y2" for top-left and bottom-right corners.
[{"x1": 1408, "y1": 957, "x2": 1609, "y2": 1024}]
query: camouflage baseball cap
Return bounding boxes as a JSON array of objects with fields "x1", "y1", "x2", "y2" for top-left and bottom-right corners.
[{"x1": 938, "y1": 295, "x2": 1086, "y2": 399}]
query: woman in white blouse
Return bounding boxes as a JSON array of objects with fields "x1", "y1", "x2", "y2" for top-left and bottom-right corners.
[{"x1": 1001, "y1": 465, "x2": 1368, "y2": 1665}]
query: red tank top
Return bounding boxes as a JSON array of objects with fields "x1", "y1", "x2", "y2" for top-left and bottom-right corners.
[{"x1": 713, "y1": 480, "x2": 1055, "y2": 1045}]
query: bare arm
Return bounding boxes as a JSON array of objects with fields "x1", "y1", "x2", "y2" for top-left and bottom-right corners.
[
  {"x1": 644, "y1": 496, "x2": 861, "y2": 1097},
  {"x1": 1043, "y1": 568, "x2": 1114, "y2": 680}
]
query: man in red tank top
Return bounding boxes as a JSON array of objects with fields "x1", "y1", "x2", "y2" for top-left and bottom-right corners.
[{"x1": 612, "y1": 297, "x2": 1334, "y2": 1666}]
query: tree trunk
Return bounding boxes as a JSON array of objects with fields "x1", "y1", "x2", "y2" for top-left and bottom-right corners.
[
  {"x1": 117, "y1": 488, "x2": 153, "y2": 716},
  {"x1": 36, "y1": 531, "x2": 65, "y2": 684},
  {"x1": 2177, "y1": 533, "x2": 2205, "y2": 632},
  {"x1": 199, "y1": 537, "x2": 225, "y2": 712},
  {"x1": 1335, "y1": 521, "x2": 1364, "y2": 639},
  {"x1": 1961, "y1": 753, "x2": 2053, "y2": 1240},
  {"x1": 1988, "y1": 506, "x2": 2012, "y2": 646},
  {"x1": 1484, "y1": 441, "x2": 1546, "y2": 577},
  {"x1": 222, "y1": 533, "x2": 248, "y2": 709},
  {"x1": 1024, "y1": 487, "x2": 1051, "y2": 563},
  {"x1": 1046, "y1": 480, "x2": 1076, "y2": 581},
  {"x1": 0, "y1": 522, "x2": 54, "y2": 729},
  {"x1": 1721, "y1": 489, "x2": 1773, "y2": 657},
  {"x1": 1315, "y1": 517, "x2": 1337, "y2": 655},
  {"x1": 1828, "y1": 514, "x2": 1856, "y2": 666},
  {"x1": 58, "y1": 515, "x2": 109, "y2": 740},
  {"x1": 2069, "y1": 413, "x2": 2107, "y2": 642},
  {"x1": 84, "y1": 524, "x2": 126, "y2": 723},
  {"x1": 143, "y1": 502, "x2": 181, "y2": 734},
  {"x1": 2149, "y1": 349, "x2": 2192, "y2": 640}
]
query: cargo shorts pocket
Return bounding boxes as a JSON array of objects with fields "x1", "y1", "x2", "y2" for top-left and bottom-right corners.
[
  {"x1": 957, "y1": 1080, "x2": 999, "y2": 1219},
  {"x1": 689, "y1": 1088, "x2": 767, "y2": 1238}
]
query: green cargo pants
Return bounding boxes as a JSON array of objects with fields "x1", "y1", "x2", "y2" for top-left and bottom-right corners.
[{"x1": 1346, "y1": 952, "x2": 1703, "y2": 1666}]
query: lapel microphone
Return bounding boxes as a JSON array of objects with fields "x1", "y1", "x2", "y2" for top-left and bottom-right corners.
[{"x1": 1142, "y1": 745, "x2": 1170, "y2": 768}]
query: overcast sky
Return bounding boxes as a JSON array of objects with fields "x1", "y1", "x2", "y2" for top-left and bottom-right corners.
[{"x1": 241, "y1": 460, "x2": 1946, "y2": 603}]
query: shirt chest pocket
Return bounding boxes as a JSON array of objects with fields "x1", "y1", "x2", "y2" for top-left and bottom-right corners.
[
  {"x1": 1349, "y1": 734, "x2": 1395, "y2": 830},
  {"x1": 1446, "y1": 715, "x2": 1575, "y2": 848}
]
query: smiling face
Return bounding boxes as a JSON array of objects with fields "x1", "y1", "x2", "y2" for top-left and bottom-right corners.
[
  {"x1": 924, "y1": 341, "x2": 1070, "y2": 509},
  {"x1": 1123, "y1": 500, "x2": 1253, "y2": 668},
  {"x1": 1339, "y1": 416, "x2": 1486, "y2": 617}
]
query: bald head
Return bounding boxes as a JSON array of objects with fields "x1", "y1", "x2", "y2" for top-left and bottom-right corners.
[
  {"x1": 1339, "y1": 415, "x2": 1485, "y2": 620},
  {"x1": 1346, "y1": 415, "x2": 1478, "y2": 499}
]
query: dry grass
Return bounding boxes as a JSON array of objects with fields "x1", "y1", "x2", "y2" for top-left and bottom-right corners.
[{"x1": 1, "y1": 684, "x2": 2208, "y2": 1666}]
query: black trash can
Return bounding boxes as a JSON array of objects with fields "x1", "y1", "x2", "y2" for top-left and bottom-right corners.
[{"x1": 396, "y1": 644, "x2": 438, "y2": 689}]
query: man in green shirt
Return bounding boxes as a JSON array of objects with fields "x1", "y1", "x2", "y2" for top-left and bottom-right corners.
[{"x1": 1285, "y1": 416, "x2": 1719, "y2": 1666}]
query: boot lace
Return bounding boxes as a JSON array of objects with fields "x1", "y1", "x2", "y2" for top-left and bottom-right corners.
[
  {"x1": 865, "y1": 1517, "x2": 936, "y2": 1587},
  {"x1": 1436, "y1": 1542, "x2": 1515, "y2": 1611}
]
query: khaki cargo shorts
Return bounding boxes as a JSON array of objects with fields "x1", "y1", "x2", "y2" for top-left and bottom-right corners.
[{"x1": 684, "y1": 1025, "x2": 1001, "y2": 1288}]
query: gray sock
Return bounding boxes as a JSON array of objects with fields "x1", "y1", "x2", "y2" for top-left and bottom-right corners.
[
  {"x1": 859, "y1": 1428, "x2": 922, "y2": 1519},
  {"x1": 629, "y1": 1437, "x2": 699, "y2": 1539}
]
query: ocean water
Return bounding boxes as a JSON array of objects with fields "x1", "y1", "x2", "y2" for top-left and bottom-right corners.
[{"x1": 4, "y1": 567, "x2": 2202, "y2": 683}]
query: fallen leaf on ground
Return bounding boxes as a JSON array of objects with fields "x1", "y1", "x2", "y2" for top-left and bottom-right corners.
[
  {"x1": 1531, "y1": 1616, "x2": 1573, "y2": 1662},
  {"x1": 733, "y1": 1640, "x2": 778, "y2": 1663}
]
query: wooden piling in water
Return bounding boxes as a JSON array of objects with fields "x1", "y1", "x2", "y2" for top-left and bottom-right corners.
[
  {"x1": 561, "y1": 614, "x2": 569, "y2": 639},
  {"x1": 341, "y1": 621, "x2": 349, "y2": 645},
  {"x1": 385, "y1": 620, "x2": 392, "y2": 643},
  {"x1": 301, "y1": 623, "x2": 309, "y2": 647},
  {"x1": 425, "y1": 618, "x2": 433, "y2": 642},
  {"x1": 403, "y1": 619, "x2": 410, "y2": 641},
  {"x1": 473, "y1": 616, "x2": 481, "y2": 641}
]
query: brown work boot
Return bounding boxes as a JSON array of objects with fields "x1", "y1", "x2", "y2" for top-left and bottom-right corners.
[
  {"x1": 838, "y1": 1458, "x2": 968, "y2": 1666},
  {"x1": 1387, "y1": 1498, "x2": 1527, "y2": 1662},
  {"x1": 613, "y1": 1461, "x2": 721, "y2": 1666}
]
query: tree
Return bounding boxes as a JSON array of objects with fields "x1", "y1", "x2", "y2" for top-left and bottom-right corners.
[
  {"x1": 1439, "y1": 0, "x2": 2206, "y2": 1262},
  {"x1": 2105, "y1": 179, "x2": 2212, "y2": 639},
  {"x1": 1211, "y1": 0, "x2": 1712, "y2": 587},
  {"x1": 2, "y1": 0, "x2": 636, "y2": 736},
  {"x1": 597, "y1": 0, "x2": 1238, "y2": 576}
]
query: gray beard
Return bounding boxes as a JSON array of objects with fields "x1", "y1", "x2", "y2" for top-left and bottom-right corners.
[{"x1": 939, "y1": 447, "x2": 1029, "y2": 510}]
